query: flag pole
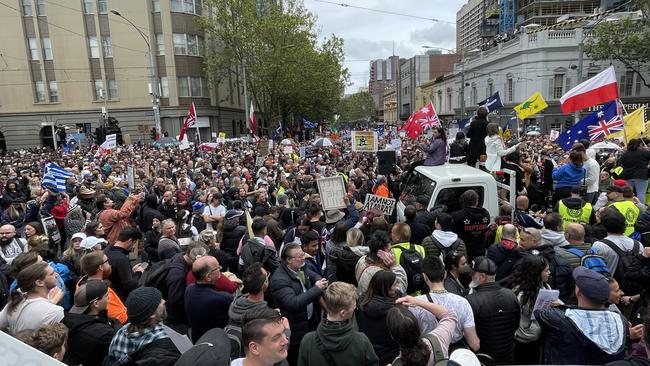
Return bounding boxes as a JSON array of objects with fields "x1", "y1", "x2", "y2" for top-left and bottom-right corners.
[{"x1": 618, "y1": 99, "x2": 629, "y2": 144}]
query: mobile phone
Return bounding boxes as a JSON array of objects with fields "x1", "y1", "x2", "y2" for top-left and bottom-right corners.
[{"x1": 137, "y1": 262, "x2": 150, "y2": 270}]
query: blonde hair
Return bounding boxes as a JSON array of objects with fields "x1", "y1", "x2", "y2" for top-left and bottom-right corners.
[
  {"x1": 346, "y1": 228, "x2": 365, "y2": 247},
  {"x1": 323, "y1": 282, "x2": 357, "y2": 313}
]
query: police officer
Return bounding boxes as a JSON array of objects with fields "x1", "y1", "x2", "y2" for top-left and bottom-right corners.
[{"x1": 555, "y1": 186, "x2": 594, "y2": 230}]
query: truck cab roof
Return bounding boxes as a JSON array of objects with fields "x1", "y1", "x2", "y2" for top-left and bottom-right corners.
[{"x1": 413, "y1": 164, "x2": 494, "y2": 184}]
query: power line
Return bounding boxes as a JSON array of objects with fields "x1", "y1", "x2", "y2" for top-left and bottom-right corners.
[{"x1": 309, "y1": 0, "x2": 455, "y2": 25}]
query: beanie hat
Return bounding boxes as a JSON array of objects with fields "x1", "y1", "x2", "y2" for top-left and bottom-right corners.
[{"x1": 126, "y1": 287, "x2": 162, "y2": 325}]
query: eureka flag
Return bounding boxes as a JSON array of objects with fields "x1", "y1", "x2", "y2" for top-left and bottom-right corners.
[{"x1": 478, "y1": 92, "x2": 504, "y2": 113}]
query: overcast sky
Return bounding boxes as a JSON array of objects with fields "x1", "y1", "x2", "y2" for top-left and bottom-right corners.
[{"x1": 302, "y1": 0, "x2": 467, "y2": 94}]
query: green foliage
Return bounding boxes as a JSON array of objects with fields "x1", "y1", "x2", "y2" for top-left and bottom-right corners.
[
  {"x1": 585, "y1": 0, "x2": 650, "y2": 88},
  {"x1": 199, "y1": 0, "x2": 349, "y2": 127},
  {"x1": 338, "y1": 91, "x2": 376, "y2": 124}
]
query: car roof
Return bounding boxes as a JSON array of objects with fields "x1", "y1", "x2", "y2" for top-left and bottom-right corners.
[{"x1": 414, "y1": 164, "x2": 494, "y2": 183}]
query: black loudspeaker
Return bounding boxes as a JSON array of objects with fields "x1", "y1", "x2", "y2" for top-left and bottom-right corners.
[{"x1": 377, "y1": 150, "x2": 396, "y2": 175}]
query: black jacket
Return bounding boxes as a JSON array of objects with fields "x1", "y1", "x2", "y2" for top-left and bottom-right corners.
[
  {"x1": 326, "y1": 245, "x2": 361, "y2": 285},
  {"x1": 269, "y1": 263, "x2": 323, "y2": 346},
  {"x1": 102, "y1": 337, "x2": 180, "y2": 366},
  {"x1": 239, "y1": 238, "x2": 280, "y2": 276},
  {"x1": 451, "y1": 206, "x2": 490, "y2": 260},
  {"x1": 184, "y1": 283, "x2": 233, "y2": 342},
  {"x1": 406, "y1": 220, "x2": 431, "y2": 245},
  {"x1": 486, "y1": 242, "x2": 517, "y2": 271},
  {"x1": 139, "y1": 195, "x2": 163, "y2": 232},
  {"x1": 62, "y1": 311, "x2": 120, "y2": 366},
  {"x1": 105, "y1": 245, "x2": 142, "y2": 302},
  {"x1": 466, "y1": 116, "x2": 488, "y2": 159},
  {"x1": 620, "y1": 149, "x2": 650, "y2": 180},
  {"x1": 142, "y1": 229, "x2": 161, "y2": 263},
  {"x1": 467, "y1": 282, "x2": 520, "y2": 364},
  {"x1": 356, "y1": 296, "x2": 399, "y2": 366},
  {"x1": 164, "y1": 253, "x2": 191, "y2": 325},
  {"x1": 158, "y1": 202, "x2": 178, "y2": 221},
  {"x1": 221, "y1": 219, "x2": 247, "y2": 257},
  {"x1": 536, "y1": 306, "x2": 628, "y2": 365}
]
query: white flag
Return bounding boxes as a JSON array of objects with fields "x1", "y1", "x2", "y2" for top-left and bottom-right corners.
[{"x1": 100, "y1": 134, "x2": 117, "y2": 150}]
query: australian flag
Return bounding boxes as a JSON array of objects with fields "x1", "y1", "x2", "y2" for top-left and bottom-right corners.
[
  {"x1": 303, "y1": 118, "x2": 318, "y2": 129},
  {"x1": 273, "y1": 122, "x2": 283, "y2": 140},
  {"x1": 477, "y1": 92, "x2": 504, "y2": 113},
  {"x1": 556, "y1": 101, "x2": 622, "y2": 151}
]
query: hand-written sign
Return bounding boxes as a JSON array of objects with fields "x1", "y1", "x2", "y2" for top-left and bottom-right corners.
[
  {"x1": 363, "y1": 194, "x2": 396, "y2": 216},
  {"x1": 352, "y1": 131, "x2": 378, "y2": 152},
  {"x1": 316, "y1": 176, "x2": 347, "y2": 210},
  {"x1": 255, "y1": 157, "x2": 266, "y2": 167}
]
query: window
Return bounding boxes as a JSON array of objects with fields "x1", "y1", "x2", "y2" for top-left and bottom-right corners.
[
  {"x1": 93, "y1": 79, "x2": 104, "y2": 100},
  {"x1": 48, "y1": 81, "x2": 58, "y2": 102},
  {"x1": 42, "y1": 37, "x2": 53, "y2": 59},
  {"x1": 108, "y1": 79, "x2": 118, "y2": 99},
  {"x1": 434, "y1": 186, "x2": 485, "y2": 214},
  {"x1": 28, "y1": 38, "x2": 40, "y2": 60},
  {"x1": 83, "y1": 0, "x2": 94, "y2": 14},
  {"x1": 88, "y1": 36, "x2": 99, "y2": 58},
  {"x1": 401, "y1": 171, "x2": 435, "y2": 207},
  {"x1": 21, "y1": 0, "x2": 32, "y2": 16},
  {"x1": 621, "y1": 70, "x2": 634, "y2": 96},
  {"x1": 155, "y1": 33, "x2": 165, "y2": 55},
  {"x1": 177, "y1": 76, "x2": 208, "y2": 97},
  {"x1": 177, "y1": 77, "x2": 189, "y2": 97},
  {"x1": 102, "y1": 36, "x2": 112, "y2": 57},
  {"x1": 487, "y1": 80, "x2": 493, "y2": 97},
  {"x1": 36, "y1": 0, "x2": 45, "y2": 15},
  {"x1": 159, "y1": 77, "x2": 169, "y2": 97},
  {"x1": 446, "y1": 89, "x2": 452, "y2": 111},
  {"x1": 171, "y1": 0, "x2": 201, "y2": 14},
  {"x1": 152, "y1": 0, "x2": 160, "y2": 12},
  {"x1": 34, "y1": 81, "x2": 45, "y2": 102},
  {"x1": 97, "y1": 0, "x2": 108, "y2": 13},
  {"x1": 173, "y1": 34, "x2": 202, "y2": 56},
  {"x1": 472, "y1": 84, "x2": 477, "y2": 105},
  {"x1": 553, "y1": 74, "x2": 564, "y2": 99},
  {"x1": 507, "y1": 78, "x2": 514, "y2": 102}
]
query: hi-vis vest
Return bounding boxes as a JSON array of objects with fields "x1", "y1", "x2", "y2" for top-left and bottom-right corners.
[
  {"x1": 608, "y1": 201, "x2": 640, "y2": 236},
  {"x1": 558, "y1": 200, "x2": 592, "y2": 229}
]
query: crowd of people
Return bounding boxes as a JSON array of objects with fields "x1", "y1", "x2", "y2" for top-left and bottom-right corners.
[{"x1": 0, "y1": 110, "x2": 649, "y2": 366}]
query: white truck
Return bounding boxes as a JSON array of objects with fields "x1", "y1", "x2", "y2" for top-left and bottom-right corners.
[{"x1": 396, "y1": 164, "x2": 516, "y2": 223}]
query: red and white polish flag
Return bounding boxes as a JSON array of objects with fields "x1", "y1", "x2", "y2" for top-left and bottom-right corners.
[{"x1": 560, "y1": 66, "x2": 619, "y2": 114}]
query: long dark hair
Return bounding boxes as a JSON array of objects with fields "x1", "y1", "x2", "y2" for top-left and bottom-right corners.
[
  {"x1": 386, "y1": 306, "x2": 431, "y2": 366},
  {"x1": 7, "y1": 262, "x2": 48, "y2": 313},
  {"x1": 510, "y1": 254, "x2": 549, "y2": 308},
  {"x1": 360, "y1": 270, "x2": 396, "y2": 307},
  {"x1": 367, "y1": 231, "x2": 391, "y2": 263},
  {"x1": 432, "y1": 126, "x2": 446, "y2": 142}
]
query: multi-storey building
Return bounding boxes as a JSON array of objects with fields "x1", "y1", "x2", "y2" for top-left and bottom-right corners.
[
  {"x1": 0, "y1": 0, "x2": 247, "y2": 150},
  {"x1": 516, "y1": 0, "x2": 601, "y2": 27},
  {"x1": 368, "y1": 56, "x2": 400, "y2": 112},
  {"x1": 382, "y1": 84, "x2": 397, "y2": 124},
  {"x1": 457, "y1": 0, "x2": 499, "y2": 53}
]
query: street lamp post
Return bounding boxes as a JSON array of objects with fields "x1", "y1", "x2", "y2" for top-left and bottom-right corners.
[{"x1": 110, "y1": 9, "x2": 161, "y2": 140}]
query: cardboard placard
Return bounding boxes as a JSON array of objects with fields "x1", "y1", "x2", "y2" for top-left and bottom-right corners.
[
  {"x1": 363, "y1": 194, "x2": 396, "y2": 216},
  {"x1": 316, "y1": 176, "x2": 347, "y2": 210},
  {"x1": 255, "y1": 157, "x2": 266, "y2": 167},
  {"x1": 41, "y1": 215, "x2": 61, "y2": 247},
  {"x1": 259, "y1": 138, "x2": 269, "y2": 155},
  {"x1": 123, "y1": 133, "x2": 132, "y2": 145},
  {"x1": 127, "y1": 165, "x2": 136, "y2": 190},
  {"x1": 352, "y1": 131, "x2": 378, "y2": 152},
  {"x1": 0, "y1": 330, "x2": 66, "y2": 365}
]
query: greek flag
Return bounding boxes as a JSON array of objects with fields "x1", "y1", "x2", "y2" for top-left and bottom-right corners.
[
  {"x1": 303, "y1": 118, "x2": 318, "y2": 129},
  {"x1": 42, "y1": 163, "x2": 73, "y2": 192}
]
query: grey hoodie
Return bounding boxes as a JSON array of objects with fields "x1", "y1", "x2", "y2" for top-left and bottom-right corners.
[
  {"x1": 541, "y1": 229, "x2": 569, "y2": 247},
  {"x1": 432, "y1": 230, "x2": 459, "y2": 247},
  {"x1": 228, "y1": 295, "x2": 269, "y2": 326}
]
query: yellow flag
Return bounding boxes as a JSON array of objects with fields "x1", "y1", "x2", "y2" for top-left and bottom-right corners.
[
  {"x1": 606, "y1": 106, "x2": 646, "y2": 142},
  {"x1": 514, "y1": 92, "x2": 548, "y2": 120}
]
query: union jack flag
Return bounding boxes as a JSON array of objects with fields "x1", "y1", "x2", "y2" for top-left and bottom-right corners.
[
  {"x1": 587, "y1": 107, "x2": 623, "y2": 140},
  {"x1": 557, "y1": 101, "x2": 621, "y2": 150}
]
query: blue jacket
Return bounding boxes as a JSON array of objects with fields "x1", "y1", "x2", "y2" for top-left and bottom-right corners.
[
  {"x1": 184, "y1": 283, "x2": 233, "y2": 341},
  {"x1": 552, "y1": 163, "x2": 586, "y2": 189}
]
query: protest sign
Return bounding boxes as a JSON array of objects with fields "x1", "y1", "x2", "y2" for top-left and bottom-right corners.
[
  {"x1": 255, "y1": 157, "x2": 266, "y2": 167},
  {"x1": 42, "y1": 215, "x2": 61, "y2": 247},
  {"x1": 259, "y1": 138, "x2": 269, "y2": 155},
  {"x1": 268, "y1": 139, "x2": 273, "y2": 152},
  {"x1": 363, "y1": 194, "x2": 396, "y2": 216},
  {"x1": 549, "y1": 129, "x2": 559, "y2": 141},
  {"x1": 283, "y1": 146, "x2": 294, "y2": 154},
  {"x1": 316, "y1": 176, "x2": 347, "y2": 210},
  {"x1": 0, "y1": 331, "x2": 66, "y2": 365},
  {"x1": 123, "y1": 133, "x2": 132, "y2": 145},
  {"x1": 299, "y1": 146, "x2": 317, "y2": 159},
  {"x1": 352, "y1": 131, "x2": 378, "y2": 152}
]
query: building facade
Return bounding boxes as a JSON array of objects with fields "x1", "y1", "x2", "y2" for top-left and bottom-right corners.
[
  {"x1": 457, "y1": 0, "x2": 499, "y2": 53},
  {"x1": 368, "y1": 56, "x2": 400, "y2": 111},
  {"x1": 431, "y1": 28, "x2": 650, "y2": 132},
  {"x1": 0, "y1": 0, "x2": 247, "y2": 150},
  {"x1": 382, "y1": 84, "x2": 397, "y2": 124},
  {"x1": 516, "y1": 0, "x2": 601, "y2": 27}
]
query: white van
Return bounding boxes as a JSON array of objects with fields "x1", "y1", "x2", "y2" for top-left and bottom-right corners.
[{"x1": 396, "y1": 164, "x2": 508, "y2": 222}]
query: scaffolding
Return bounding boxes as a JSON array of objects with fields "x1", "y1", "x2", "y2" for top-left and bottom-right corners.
[{"x1": 499, "y1": 0, "x2": 516, "y2": 33}]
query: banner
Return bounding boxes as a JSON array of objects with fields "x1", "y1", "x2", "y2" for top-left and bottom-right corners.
[
  {"x1": 351, "y1": 131, "x2": 378, "y2": 152},
  {"x1": 316, "y1": 176, "x2": 347, "y2": 210},
  {"x1": 363, "y1": 194, "x2": 396, "y2": 216}
]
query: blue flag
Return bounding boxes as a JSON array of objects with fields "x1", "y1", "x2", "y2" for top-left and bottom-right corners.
[
  {"x1": 273, "y1": 122, "x2": 283, "y2": 140},
  {"x1": 42, "y1": 163, "x2": 73, "y2": 192},
  {"x1": 303, "y1": 118, "x2": 318, "y2": 129},
  {"x1": 375, "y1": 125, "x2": 385, "y2": 137},
  {"x1": 556, "y1": 101, "x2": 622, "y2": 151},
  {"x1": 477, "y1": 92, "x2": 504, "y2": 113},
  {"x1": 457, "y1": 117, "x2": 472, "y2": 130}
]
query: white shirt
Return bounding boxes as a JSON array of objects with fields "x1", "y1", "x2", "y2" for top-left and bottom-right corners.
[
  {"x1": 592, "y1": 235, "x2": 643, "y2": 274},
  {"x1": 202, "y1": 204, "x2": 226, "y2": 229},
  {"x1": 414, "y1": 291, "x2": 476, "y2": 344},
  {"x1": 583, "y1": 158, "x2": 600, "y2": 194},
  {"x1": 0, "y1": 297, "x2": 64, "y2": 336},
  {"x1": 0, "y1": 238, "x2": 25, "y2": 264}
]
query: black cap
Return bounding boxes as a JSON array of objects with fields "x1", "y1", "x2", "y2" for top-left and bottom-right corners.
[
  {"x1": 470, "y1": 256, "x2": 497, "y2": 276},
  {"x1": 416, "y1": 195, "x2": 429, "y2": 205},
  {"x1": 69, "y1": 280, "x2": 108, "y2": 314}
]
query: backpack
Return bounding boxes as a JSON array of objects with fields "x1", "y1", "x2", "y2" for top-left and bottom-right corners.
[
  {"x1": 238, "y1": 239, "x2": 278, "y2": 278},
  {"x1": 600, "y1": 238, "x2": 642, "y2": 294},
  {"x1": 224, "y1": 323, "x2": 243, "y2": 359},
  {"x1": 391, "y1": 333, "x2": 448, "y2": 366},
  {"x1": 329, "y1": 247, "x2": 361, "y2": 285},
  {"x1": 564, "y1": 247, "x2": 610, "y2": 274},
  {"x1": 139, "y1": 258, "x2": 173, "y2": 294},
  {"x1": 393, "y1": 244, "x2": 425, "y2": 294},
  {"x1": 429, "y1": 235, "x2": 462, "y2": 262}
]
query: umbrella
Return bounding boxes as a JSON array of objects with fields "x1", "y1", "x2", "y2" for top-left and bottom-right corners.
[
  {"x1": 590, "y1": 141, "x2": 622, "y2": 150},
  {"x1": 153, "y1": 137, "x2": 181, "y2": 147},
  {"x1": 280, "y1": 138, "x2": 296, "y2": 145},
  {"x1": 313, "y1": 137, "x2": 333, "y2": 147},
  {"x1": 525, "y1": 131, "x2": 541, "y2": 136}
]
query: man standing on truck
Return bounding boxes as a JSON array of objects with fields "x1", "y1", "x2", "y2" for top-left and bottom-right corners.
[
  {"x1": 451, "y1": 190, "x2": 491, "y2": 261},
  {"x1": 466, "y1": 107, "x2": 489, "y2": 167}
]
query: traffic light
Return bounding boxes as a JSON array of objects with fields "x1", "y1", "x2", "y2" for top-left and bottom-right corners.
[
  {"x1": 564, "y1": 116, "x2": 574, "y2": 130},
  {"x1": 150, "y1": 128, "x2": 156, "y2": 140}
]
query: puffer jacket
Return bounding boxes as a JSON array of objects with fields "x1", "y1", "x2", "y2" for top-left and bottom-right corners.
[
  {"x1": 357, "y1": 296, "x2": 398, "y2": 365},
  {"x1": 221, "y1": 219, "x2": 247, "y2": 257}
]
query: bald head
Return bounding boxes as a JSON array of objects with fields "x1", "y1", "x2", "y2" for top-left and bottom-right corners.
[
  {"x1": 0, "y1": 224, "x2": 17, "y2": 244},
  {"x1": 565, "y1": 223, "x2": 585, "y2": 244},
  {"x1": 192, "y1": 255, "x2": 221, "y2": 283},
  {"x1": 501, "y1": 224, "x2": 517, "y2": 241},
  {"x1": 520, "y1": 227, "x2": 541, "y2": 250},
  {"x1": 516, "y1": 196, "x2": 529, "y2": 210}
]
